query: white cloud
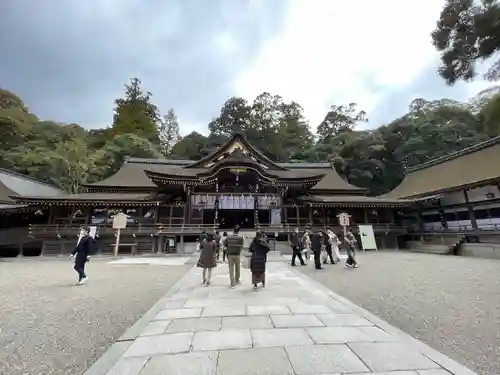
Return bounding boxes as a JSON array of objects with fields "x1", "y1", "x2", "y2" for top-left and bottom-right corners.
[{"x1": 233, "y1": 0, "x2": 492, "y2": 130}]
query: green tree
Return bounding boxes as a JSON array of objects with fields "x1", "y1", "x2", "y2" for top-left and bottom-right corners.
[
  {"x1": 158, "y1": 108, "x2": 181, "y2": 156},
  {"x1": 478, "y1": 93, "x2": 500, "y2": 136},
  {"x1": 432, "y1": 0, "x2": 500, "y2": 84},
  {"x1": 208, "y1": 97, "x2": 252, "y2": 136},
  {"x1": 97, "y1": 133, "x2": 164, "y2": 178},
  {"x1": 317, "y1": 103, "x2": 367, "y2": 139},
  {"x1": 112, "y1": 78, "x2": 160, "y2": 143},
  {"x1": 170, "y1": 131, "x2": 208, "y2": 160}
]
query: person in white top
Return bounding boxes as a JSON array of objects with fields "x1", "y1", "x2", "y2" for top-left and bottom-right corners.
[{"x1": 327, "y1": 229, "x2": 341, "y2": 264}]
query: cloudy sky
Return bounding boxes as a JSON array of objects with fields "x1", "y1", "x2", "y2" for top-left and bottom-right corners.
[{"x1": 1, "y1": 0, "x2": 496, "y2": 134}]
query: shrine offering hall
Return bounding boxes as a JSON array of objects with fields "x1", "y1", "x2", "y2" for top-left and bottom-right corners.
[{"x1": 6, "y1": 133, "x2": 500, "y2": 256}]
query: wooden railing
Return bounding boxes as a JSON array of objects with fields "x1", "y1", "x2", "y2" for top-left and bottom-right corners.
[
  {"x1": 414, "y1": 224, "x2": 500, "y2": 234},
  {"x1": 28, "y1": 222, "x2": 409, "y2": 237}
]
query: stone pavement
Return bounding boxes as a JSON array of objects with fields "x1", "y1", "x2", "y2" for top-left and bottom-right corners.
[{"x1": 85, "y1": 259, "x2": 477, "y2": 375}]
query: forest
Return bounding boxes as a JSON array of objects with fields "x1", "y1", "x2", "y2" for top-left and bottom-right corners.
[{"x1": 1, "y1": 0, "x2": 499, "y2": 196}]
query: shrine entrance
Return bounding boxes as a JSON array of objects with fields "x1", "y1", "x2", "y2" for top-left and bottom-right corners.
[{"x1": 219, "y1": 209, "x2": 254, "y2": 229}]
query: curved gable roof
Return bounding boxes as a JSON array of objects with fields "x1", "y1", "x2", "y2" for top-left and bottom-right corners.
[{"x1": 185, "y1": 133, "x2": 287, "y2": 170}]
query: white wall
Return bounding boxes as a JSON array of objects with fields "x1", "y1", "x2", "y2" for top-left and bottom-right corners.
[{"x1": 466, "y1": 185, "x2": 500, "y2": 202}]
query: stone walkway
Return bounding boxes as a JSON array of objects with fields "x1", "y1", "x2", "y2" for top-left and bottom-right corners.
[{"x1": 85, "y1": 259, "x2": 477, "y2": 375}]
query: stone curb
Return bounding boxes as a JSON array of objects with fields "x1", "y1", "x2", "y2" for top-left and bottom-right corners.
[
  {"x1": 83, "y1": 264, "x2": 196, "y2": 375},
  {"x1": 287, "y1": 265, "x2": 478, "y2": 375}
]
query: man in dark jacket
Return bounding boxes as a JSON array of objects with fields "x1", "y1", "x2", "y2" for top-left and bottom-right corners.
[
  {"x1": 311, "y1": 230, "x2": 324, "y2": 270},
  {"x1": 290, "y1": 228, "x2": 305, "y2": 266},
  {"x1": 223, "y1": 225, "x2": 244, "y2": 288},
  {"x1": 70, "y1": 227, "x2": 95, "y2": 285}
]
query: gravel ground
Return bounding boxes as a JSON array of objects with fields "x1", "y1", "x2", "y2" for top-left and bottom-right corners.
[
  {"x1": 298, "y1": 251, "x2": 500, "y2": 375},
  {"x1": 0, "y1": 257, "x2": 191, "y2": 375}
]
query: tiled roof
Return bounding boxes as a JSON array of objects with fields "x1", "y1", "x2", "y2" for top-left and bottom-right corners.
[
  {"x1": 386, "y1": 136, "x2": 500, "y2": 198},
  {"x1": 0, "y1": 168, "x2": 63, "y2": 203}
]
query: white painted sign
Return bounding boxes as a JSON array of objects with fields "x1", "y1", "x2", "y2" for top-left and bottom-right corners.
[
  {"x1": 112, "y1": 212, "x2": 128, "y2": 229},
  {"x1": 358, "y1": 224, "x2": 377, "y2": 251}
]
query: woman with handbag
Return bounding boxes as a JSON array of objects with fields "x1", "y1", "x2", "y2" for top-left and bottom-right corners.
[
  {"x1": 197, "y1": 233, "x2": 217, "y2": 286},
  {"x1": 249, "y1": 231, "x2": 270, "y2": 291}
]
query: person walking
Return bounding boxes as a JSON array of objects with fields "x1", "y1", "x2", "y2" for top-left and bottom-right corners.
[
  {"x1": 322, "y1": 229, "x2": 336, "y2": 264},
  {"x1": 302, "y1": 230, "x2": 312, "y2": 260},
  {"x1": 290, "y1": 228, "x2": 305, "y2": 266},
  {"x1": 224, "y1": 225, "x2": 244, "y2": 288},
  {"x1": 221, "y1": 231, "x2": 228, "y2": 262},
  {"x1": 344, "y1": 229, "x2": 359, "y2": 268},
  {"x1": 311, "y1": 230, "x2": 324, "y2": 270},
  {"x1": 249, "y1": 231, "x2": 270, "y2": 291},
  {"x1": 330, "y1": 230, "x2": 342, "y2": 263},
  {"x1": 69, "y1": 226, "x2": 94, "y2": 285},
  {"x1": 197, "y1": 233, "x2": 217, "y2": 286},
  {"x1": 215, "y1": 230, "x2": 222, "y2": 261},
  {"x1": 325, "y1": 229, "x2": 341, "y2": 264}
]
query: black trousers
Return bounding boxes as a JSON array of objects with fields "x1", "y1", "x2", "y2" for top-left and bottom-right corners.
[
  {"x1": 313, "y1": 251, "x2": 322, "y2": 269},
  {"x1": 74, "y1": 263, "x2": 86, "y2": 281},
  {"x1": 291, "y1": 246, "x2": 305, "y2": 266},
  {"x1": 324, "y1": 245, "x2": 336, "y2": 264}
]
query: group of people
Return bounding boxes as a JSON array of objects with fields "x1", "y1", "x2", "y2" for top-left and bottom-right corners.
[
  {"x1": 290, "y1": 227, "x2": 359, "y2": 270},
  {"x1": 196, "y1": 225, "x2": 270, "y2": 291}
]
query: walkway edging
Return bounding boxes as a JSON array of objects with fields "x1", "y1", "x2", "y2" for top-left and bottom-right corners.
[
  {"x1": 83, "y1": 264, "x2": 196, "y2": 375},
  {"x1": 288, "y1": 265, "x2": 478, "y2": 375}
]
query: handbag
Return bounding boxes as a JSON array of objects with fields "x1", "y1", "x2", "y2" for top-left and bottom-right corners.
[{"x1": 321, "y1": 249, "x2": 328, "y2": 263}]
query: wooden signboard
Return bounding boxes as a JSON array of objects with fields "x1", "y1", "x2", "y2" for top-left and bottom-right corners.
[
  {"x1": 112, "y1": 213, "x2": 128, "y2": 256},
  {"x1": 337, "y1": 212, "x2": 351, "y2": 237}
]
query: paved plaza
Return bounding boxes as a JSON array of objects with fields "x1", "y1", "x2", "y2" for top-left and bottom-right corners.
[
  {"x1": 0, "y1": 257, "x2": 192, "y2": 375},
  {"x1": 300, "y1": 251, "x2": 500, "y2": 375},
  {"x1": 87, "y1": 257, "x2": 476, "y2": 375}
]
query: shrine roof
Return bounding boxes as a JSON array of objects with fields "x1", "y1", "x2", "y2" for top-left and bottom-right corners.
[
  {"x1": 87, "y1": 133, "x2": 365, "y2": 191},
  {"x1": 386, "y1": 135, "x2": 500, "y2": 199},
  {"x1": 0, "y1": 168, "x2": 64, "y2": 205},
  {"x1": 12, "y1": 192, "x2": 158, "y2": 206},
  {"x1": 299, "y1": 195, "x2": 413, "y2": 207}
]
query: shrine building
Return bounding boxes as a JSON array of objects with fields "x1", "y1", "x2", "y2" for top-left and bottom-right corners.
[{"x1": 7, "y1": 133, "x2": 500, "y2": 257}]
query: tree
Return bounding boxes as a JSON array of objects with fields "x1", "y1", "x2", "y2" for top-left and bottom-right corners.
[
  {"x1": 170, "y1": 131, "x2": 208, "y2": 160},
  {"x1": 317, "y1": 103, "x2": 367, "y2": 139},
  {"x1": 432, "y1": 0, "x2": 500, "y2": 85},
  {"x1": 478, "y1": 93, "x2": 500, "y2": 136},
  {"x1": 158, "y1": 108, "x2": 181, "y2": 156},
  {"x1": 97, "y1": 133, "x2": 164, "y2": 178},
  {"x1": 112, "y1": 78, "x2": 160, "y2": 143},
  {"x1": 208, "y1": 97, "x2": 252, "y2": 136}
]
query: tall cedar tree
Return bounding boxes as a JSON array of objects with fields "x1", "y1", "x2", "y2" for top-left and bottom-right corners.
[{"x1": 112, "y1": 78, "x2": 160, "y2": 143}]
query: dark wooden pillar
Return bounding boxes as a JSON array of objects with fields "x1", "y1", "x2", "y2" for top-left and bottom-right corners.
[
  {"x1": 363, "y1": 209, "x2": 368, "y2": 224},
  {"x1": 463, "y1": 189, "x2": 477, "y2": 229},
  {"x1": 437, "y1": 199, "x2": 448, "y2": 229}
]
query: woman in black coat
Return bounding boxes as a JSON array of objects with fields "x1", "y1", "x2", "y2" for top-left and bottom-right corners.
[{"x1": 249, "y1": 231, "x2": 270, "y2": 290}]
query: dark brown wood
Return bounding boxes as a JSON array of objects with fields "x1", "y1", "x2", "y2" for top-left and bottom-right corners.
[{"x1": 463, "y1": 190, "x2": 478, "y2": 229}]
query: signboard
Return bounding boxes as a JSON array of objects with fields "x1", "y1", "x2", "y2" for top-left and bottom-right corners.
[
  {"x1": 358, "y1": 225, "x2": 377, "y2": 251},
  {"x1": 112, "y1": 212, "x2": 128, "y2": 229},
  {"x1": 337, "y1": 212, "x2": 351, "y2": 227}
]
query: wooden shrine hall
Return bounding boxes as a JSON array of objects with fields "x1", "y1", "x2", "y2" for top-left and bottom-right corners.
[{"x1": 12, "y1": 133, "x2": 429, "y2": 255}]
